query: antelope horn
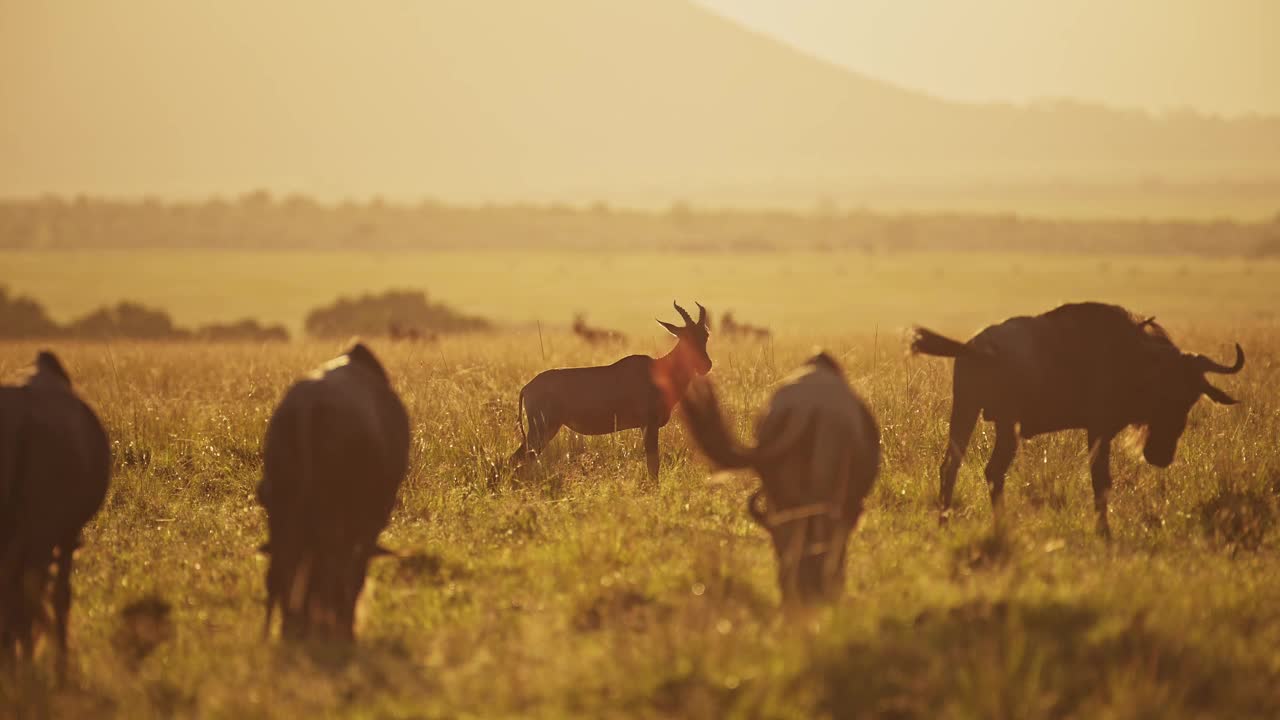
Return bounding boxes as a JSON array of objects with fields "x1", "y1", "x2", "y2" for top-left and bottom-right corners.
[
  {"x1": 695, "y1": 301, "x2": 708, "y2": 327},
  {"x1": 673, "y1": 301, "x2": 695, "y2": 326},
  {"x1": 1192, "y1": 343, "x2": 1244, "y2": 375}
]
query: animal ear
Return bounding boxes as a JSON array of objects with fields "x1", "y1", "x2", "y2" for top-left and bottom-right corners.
[
  {"x1": 1202, "y1": 381, "x2": 1239, "y2": 405},
  {"x1": 657, "y1": 319, "x2": 680, "y2": 336},
  {"x1": 35, "y1": 351, "x2": 72, "y2": 385}
]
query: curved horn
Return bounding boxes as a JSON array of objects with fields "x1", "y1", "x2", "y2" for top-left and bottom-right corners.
[
  {"x1": 1192, "y1": 343, "x2": 1244, "y2": 375},
  {"x1": 673, "y1": 301, "x2": 694, "y2": 326},
  {"x1": 747, "y1": 490, "x2": 768, "y2": 526},
  {"x1": 695, "y1": 301, "x2": 708, "y2": 327}
]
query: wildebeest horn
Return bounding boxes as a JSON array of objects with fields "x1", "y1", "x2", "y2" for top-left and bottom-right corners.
[
  {"x1": 747, "y1": 490, "x2": 768, "y2": 526},
  {"x1": 673, "y1": 301, "x2": 695, "y2": 326},
  {"x1": 695, "y1": 302, "x2": 708, "y2": 327},
  {"x1": 1192, "y1": 344, "x2": 1244, "y2": 375}
]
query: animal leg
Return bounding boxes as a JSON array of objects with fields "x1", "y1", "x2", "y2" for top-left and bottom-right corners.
[
  {"x1": 16, "y1": 565, "x2": 41, "y2": 662},
  {"x1": 643, "y1": 423, "x2": 660, "y2": 483},
  {"x1": 51, "y1": 544, "x2": 74, "y2": 684},
  {"x1": 985, "y1": 422, "x2": 1018, "y2": 517},
  {"x1": 939, "y1": 390, "x2": 980, "y2": 520},
  {"x1": 1088, "y1": 431, "x2": 1115, "y2": 539}
]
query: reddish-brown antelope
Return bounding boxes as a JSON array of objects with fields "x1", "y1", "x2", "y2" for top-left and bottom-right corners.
[
  {"x1": 509, "y1": 301, "x2": 711, "y2": 481},
  {"x1": 571, "y1": 314, "x2": 626, "y2": 345}
]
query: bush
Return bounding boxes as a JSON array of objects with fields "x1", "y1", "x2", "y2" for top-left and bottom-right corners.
[
  {"x1": 0, "y1": 286, "x2": 61, "y2": 338},
  {"x1": 304, "y1": 289, "x2": 490, "y2": 339},
  {"x1": 67, "y1": 301, "x2": 188, "y2": 340},
  {"x1": 193, "y1": 319, "x2": 289, "y2": 342}
]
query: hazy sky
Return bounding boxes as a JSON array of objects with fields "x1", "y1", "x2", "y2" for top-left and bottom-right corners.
[{"x1": 696, "y1": 0, "x2": 1280, "y2": 116}]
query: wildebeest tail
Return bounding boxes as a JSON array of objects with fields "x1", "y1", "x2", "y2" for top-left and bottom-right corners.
[
  {"x1": 910, "y1": 327, "x2": 969, "y2": 357},
  {"x1": 515, "y1": 387, "x2": 528, "y2": 446},
  {"x1": 680, "y1": 378, "x2": 754, "y2": 470}
]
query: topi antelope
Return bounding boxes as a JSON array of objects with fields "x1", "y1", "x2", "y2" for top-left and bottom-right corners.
[
  {"x1": 720, "y1": 311, "x2": 772, "y2": 340},
  {"x1": 912, "y1": 302, "x2": 1244, "y2": 537},
  {"x1": 680, "y1": 352, "x2": 880, "y2": 605},
  {"x1": 571, "y1": 314, "x2": 626, "y2": 345},
  {"x1": 509, "y1": 301, "x2": 711, "y2": 482}
]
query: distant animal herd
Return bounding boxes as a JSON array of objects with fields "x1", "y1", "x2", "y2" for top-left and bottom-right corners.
[{"x1": 0, "y1": 300, "x2": 1245, "y2": 678}]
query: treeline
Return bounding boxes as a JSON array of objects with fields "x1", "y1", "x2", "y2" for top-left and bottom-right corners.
[
  {"x1": 0, "y1": 287, "x2": 489, "y2": 341},
  {"x1": 1, "y1": 194, "x2": 1278, "y2": 255}
]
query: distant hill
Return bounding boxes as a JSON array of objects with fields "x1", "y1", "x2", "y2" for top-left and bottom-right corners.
[{"x1": 2, "y1": 0, "x2": 1278, "y2": 214}]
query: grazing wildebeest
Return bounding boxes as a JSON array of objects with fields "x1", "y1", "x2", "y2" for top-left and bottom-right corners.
[
  {"x1": 719, "y1": 311, "x2": 771, "y2": 340},
  {"x1": 0, "y1": 351, "x2": 110, "y2": 681},
  {"x1": 571, "y1": 314, "x2": 626, "y2": 345},
  {"x1": 680, "y1": 352, "x2": 880, "y2": 605},
  {"x1": 912, "y1": 302, "x2": 1244, "y2": 536},
  {"x1": 509, "y1": 301, "x2": 711, "y2": 482},
  {"x1": 257, "y1": 343, "x2": 409, "y2": 642}
]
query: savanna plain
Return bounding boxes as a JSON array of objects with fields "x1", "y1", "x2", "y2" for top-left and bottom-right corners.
[{"x1": 3, "y1": 248, "x2": 1280, "y2": 719}]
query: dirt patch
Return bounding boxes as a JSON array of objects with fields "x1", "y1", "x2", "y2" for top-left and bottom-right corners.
[
  {"x1": 1198, "y1": 487, "x2": 1275, "y2": 553},
  {"x1": 573, "y1": 589, "x2": 670, "y2": 633}
]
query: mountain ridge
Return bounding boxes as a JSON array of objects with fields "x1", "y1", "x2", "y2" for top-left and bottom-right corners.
[{"x1": 1, "y1": 0, "x2": 1277, "y2": 210}]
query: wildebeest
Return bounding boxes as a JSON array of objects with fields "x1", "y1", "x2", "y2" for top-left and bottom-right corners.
[
  {"x1": 571, "y1": 314, "x2": 626, "y2": 345},
  {"x1": 680, "y1": 352, "x2": 880, "y2": 605},
  {"x1": 257, "y1": 343, "x2": 409, "y2": 641},
  {"x1": 0, "y1": 351, "x2": 111, "y2": 681},
  {"x1": 509, "y1": 301, "x2": 711, "y2": 482},
  {"x1": 719, "y1": 311, "x2": 771, "y2": 340},
  {"x1": 912, "y1": 302, "x2": 1244, "y2": 536}
]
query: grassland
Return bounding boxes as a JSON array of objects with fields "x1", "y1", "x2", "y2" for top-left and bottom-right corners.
[
  {"x1": 3, "y1": 249, "x2": 1280, "y2": 719},
  {"x1": 3, "y1": 249, "x2": 1279, "y2": 338}
]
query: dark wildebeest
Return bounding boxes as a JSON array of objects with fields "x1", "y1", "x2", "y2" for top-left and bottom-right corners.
[
  {"x1": 0, "y1": 351, "x2": 110, "y2": 681},
  {"x1": 680, "y1": 352, "x2": 880, "y2": 605},
  {"x1": 571, "y1": 314, "x2": 626, "y2": 345},
  {"x1": 720, "y1": 311, "x2": 771, "y2": 340},
  {"x1": 257, "y1": 343, "x2": 409, "y2": 642},
  {"x1": 912, "y1": 302, "x2": 1244, "y2": 536},
  {"x1": 686, "y1": 351, "x2": 875, "y2": 602},
  {"x1": 509, "y1": 301, "x2": 711, "y2": 482}
]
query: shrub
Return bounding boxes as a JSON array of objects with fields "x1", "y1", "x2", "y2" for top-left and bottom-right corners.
[
  {"x1": 67, "y1": 301, "x2": 188, "y2": 340},
  {"x1": 304, "y1": 289, "x2": 490, "y2": 339},
  {"x1": 0, "y1": 286, "x2": 61, "y2": 338},
  {"x1": 193, "y1": 319, "x2": 289, "y2": 342}
]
